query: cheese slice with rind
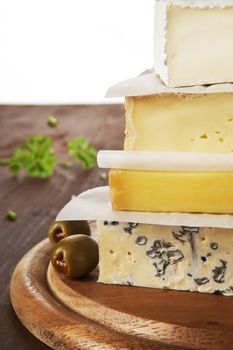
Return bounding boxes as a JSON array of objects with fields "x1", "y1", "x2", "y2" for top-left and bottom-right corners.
[
  {"x1": 154, "y1": 0, "x2": 233, "y2": 87},
  {"x1": 124, "y1": 93, "x2": 233, "y2": 154}
]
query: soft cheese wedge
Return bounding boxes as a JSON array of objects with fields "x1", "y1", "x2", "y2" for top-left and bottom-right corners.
[
  {"x1": 124, "y1": 93, "x2": 233, "y2": 153},
  {"x1": 109, "y1": 169, "x2": 233, "y2": 214},
  {"x1": 98, "y1": 221, "x2": 233, "y2": 295},
  {"x1": 154, "y1": 0, "x2": 233, "y2": 87}
]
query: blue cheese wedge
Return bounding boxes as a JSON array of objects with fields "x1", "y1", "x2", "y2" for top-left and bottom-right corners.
[
  {"x1": 98, "y1": 221, "x2": 233, "y2": 295},
  {"x1": 154, "y1": 0, "x2": 233, "y2": 87}
]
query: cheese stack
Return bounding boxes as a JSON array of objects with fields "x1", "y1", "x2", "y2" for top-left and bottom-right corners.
[{"x1": 97, "y1": 0, "x2": 233, "y2": 295}]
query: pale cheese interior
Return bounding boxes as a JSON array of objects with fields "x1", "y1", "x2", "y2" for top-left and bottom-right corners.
[
  {"x1": 166, "y1": 5, "x2": 233, "y2": 87},
  {"x1": 98, "y1": 221, "x2": 233, "y2": 295},
  {"x1": 124, "y1": 93, "x2": 233, "y2": 153}
]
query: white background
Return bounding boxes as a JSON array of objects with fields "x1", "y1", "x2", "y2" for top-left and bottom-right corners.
[{"x1": 0, "y1": 0, "x2": 154, "y2": 104}]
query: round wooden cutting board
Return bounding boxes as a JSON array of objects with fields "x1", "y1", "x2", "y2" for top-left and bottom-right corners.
[{"x1": 10, "y1": 238, "x2": 233, "y2": 350}]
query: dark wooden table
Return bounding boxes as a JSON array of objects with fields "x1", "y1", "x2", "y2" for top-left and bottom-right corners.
[{"x1": 0, "y1": 105, "x2": 124, "y2": 350}]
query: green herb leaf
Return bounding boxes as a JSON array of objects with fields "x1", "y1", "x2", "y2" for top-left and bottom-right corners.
[
  {"x1": 3, "y1": 134, "x2": 56, "y2": 178},
  {"x1": 7, "y1": 210, "x2": 17, "y2": 221},
  {"x1": 68, "y1": 137, "x2": 97, "y2": 170},
  {"x1": 47, "y1": 115, "x2": 59, "y2": 127}
]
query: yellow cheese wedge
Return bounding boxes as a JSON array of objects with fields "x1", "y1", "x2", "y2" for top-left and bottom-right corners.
[
  {"x1": 124, "y1": 93, "x2": 233, "y2": 153},
  {"x1": 109, "y1": 169, "x2": 233, "y2": 214}
]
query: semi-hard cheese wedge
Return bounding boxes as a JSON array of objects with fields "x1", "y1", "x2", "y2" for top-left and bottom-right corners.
[
  {"x1": 109, "y1": 169, "x2": 233, "y2": 214},
  {"x1": 98, "y1": 221, "x2": 233, "y2": 295},
  {"x1": 124, "y1": 93, "x2": 233, "y2": 153},
  {"x1": 154, "y1": 0, "x2": 233, "y2": 87}
]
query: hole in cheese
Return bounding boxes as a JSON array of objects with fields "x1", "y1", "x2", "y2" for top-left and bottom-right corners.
[{"x1": 200, "y1": 134, "x2": 208, "y2": 139}]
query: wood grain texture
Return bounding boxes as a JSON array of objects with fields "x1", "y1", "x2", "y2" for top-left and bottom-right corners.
[
  {"x1": 47, "y1": 248, "x2": 233, "y2": 349},
  {"x1": 11, "y1": 238, "x2": 177, "y2": 350},
  {"x1": 0, "y1": 105, "x2": 124, "y2": 350},
  {"x1": 3, "y1": 106, "x2": 233, "y2": 350},
  {"x1": 11, "y1": 234, "x2": 233, "y2": 350}
]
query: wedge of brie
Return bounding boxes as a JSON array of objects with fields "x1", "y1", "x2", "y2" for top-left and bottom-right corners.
[{"x1": 154, "y1": 0, "x2": 233, "y2": 87}]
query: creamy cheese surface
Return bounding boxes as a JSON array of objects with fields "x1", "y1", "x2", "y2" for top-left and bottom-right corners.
[
  {"x1": 98, "y1": 221, "x2": 233, "y2": 295},
  {"x1": 154, "y1": 0, "x2": 233, "y2": 87},
  {"x1": 109, "y1": 169, "x2": 233, "y2": 214},
  {"x1": 124, "y1": 94, "x2": 233, "y2": 153}
]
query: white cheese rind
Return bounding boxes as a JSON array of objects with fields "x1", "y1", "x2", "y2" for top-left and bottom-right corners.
[
  {"x1": 97, "y1": 151, "x2": 233, "y2": 172},
  {"x1": 98, "y1": 220, "x2": 233, "y2": 295},
  {"x1": 154, "y1": 0, "x2": 233, "y2": 87},
  {"x1": 154, "y1": 1, "x2": 169, "y2": 85}
]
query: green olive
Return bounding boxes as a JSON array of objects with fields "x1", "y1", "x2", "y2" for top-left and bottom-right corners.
[
  {"x1": 51, "y1": 235, "x2": 99, "y2": 278},
  {"x1": 48, "y1": 220, "x2": 91, "y2": 244}
]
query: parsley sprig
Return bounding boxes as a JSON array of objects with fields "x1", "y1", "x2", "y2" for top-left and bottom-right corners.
[
  {"x1": 0, "y1": 135, "x2": 56, "y2": 178},
  {"x1": 0, "y1": 134, "x2": 97, "y2": 178},
  {"x1": 68, "y1": 137, "x2": 97, "y2": 170}
]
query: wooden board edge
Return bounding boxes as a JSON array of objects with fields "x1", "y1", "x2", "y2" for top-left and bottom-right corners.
[
  {"x1": 47, "y1": 261, "x2": 233, "y2": 350},
  {"x1": 10, "y1": 238, "x2": 179, "y2": 350}
]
